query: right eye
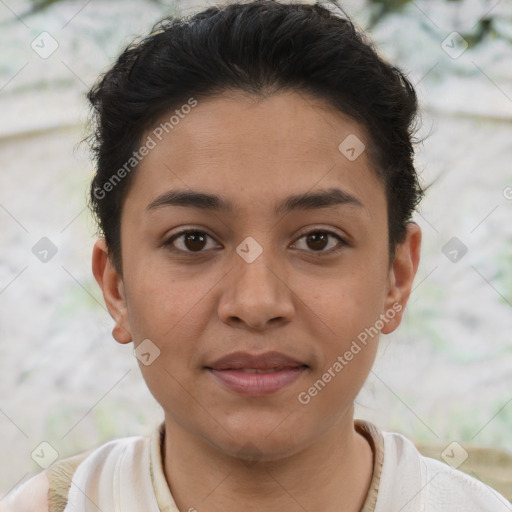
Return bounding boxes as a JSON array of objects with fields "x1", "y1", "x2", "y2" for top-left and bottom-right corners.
[{"x1": 163, "y1": 230, "x2": 221, "y2": 253}]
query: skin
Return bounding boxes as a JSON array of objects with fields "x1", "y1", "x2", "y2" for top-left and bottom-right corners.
[{"x1": 93, "y1": 90, "x2": 421, "y2": 512}]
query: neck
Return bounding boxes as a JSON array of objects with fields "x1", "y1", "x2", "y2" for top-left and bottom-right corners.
[{"x1": 162, "y1": 412, "x2": 374, "y2": 512}]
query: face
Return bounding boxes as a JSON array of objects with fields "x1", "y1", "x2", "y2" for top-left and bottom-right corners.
[{"x1": 93, "y1": 90, "x2": 421, "y2": 461}]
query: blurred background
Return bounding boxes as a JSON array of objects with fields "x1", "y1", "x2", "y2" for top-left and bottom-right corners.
[{"x1": 1, "y1": 0, "x2": 511, "y2": 498}]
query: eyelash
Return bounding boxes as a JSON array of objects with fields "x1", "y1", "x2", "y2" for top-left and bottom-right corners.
[{"x1": 163, "y1": 228, "x2": 348, "y2": 255}]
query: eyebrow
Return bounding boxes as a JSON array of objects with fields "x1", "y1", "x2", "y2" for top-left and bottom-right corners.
[{"x1": 146, "y1": 187, "x2": 364, "y2": 215}]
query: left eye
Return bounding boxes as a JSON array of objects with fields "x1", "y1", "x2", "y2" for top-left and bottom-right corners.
[{"x1": 291, "y1": 230, "x2": 346, "y2": 253}]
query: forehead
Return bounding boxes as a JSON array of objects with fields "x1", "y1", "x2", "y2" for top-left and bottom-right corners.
[{"x1": 125, "y1": 90, "x2": 385, "y2": 219}]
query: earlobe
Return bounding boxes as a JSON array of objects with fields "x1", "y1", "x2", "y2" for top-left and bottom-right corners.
[
  {"x1": 381, "y1": 222, "x2": 422, "y2": 334},
  {"x1": 92, "y1": 238, "x2": 133, "y2": 344}
]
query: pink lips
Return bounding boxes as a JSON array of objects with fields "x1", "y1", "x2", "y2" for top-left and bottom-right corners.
[{"x1": 205, "y1": 351, "x2": 308, "y2": 396}]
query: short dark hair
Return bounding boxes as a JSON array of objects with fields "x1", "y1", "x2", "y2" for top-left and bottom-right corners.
[{"x1": 87, "y1": 0, "x2": 423, "y2": 271}]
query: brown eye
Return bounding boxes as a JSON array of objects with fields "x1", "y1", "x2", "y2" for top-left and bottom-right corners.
[
  {"x1": 306, "y1": 232, "x2": 329, "y2": 251},
  {"x1": 165, "y1": 230, "x2": 219, "y2": 253},
  {"x1": 183, "y1": 232, "x2": 207, "y2": 251},
  {"x1": 292, "y1": 230, "x2": 346, "y2": 253}
]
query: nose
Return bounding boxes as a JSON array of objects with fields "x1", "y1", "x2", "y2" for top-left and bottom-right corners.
[{"x1": 217, "y1": 245, "x2": 295, "y2": 331}]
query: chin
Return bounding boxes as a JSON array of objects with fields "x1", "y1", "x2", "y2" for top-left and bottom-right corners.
[{"x1": 206, "y1": 418, "x2": 313, "y2": 463}]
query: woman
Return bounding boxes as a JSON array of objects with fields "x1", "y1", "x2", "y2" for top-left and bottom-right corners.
[{"x1": 4, "y1": 0, "x2": 511, "y2": 510}]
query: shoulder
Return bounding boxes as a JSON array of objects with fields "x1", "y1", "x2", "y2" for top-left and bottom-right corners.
[
  {"x1": 0, "y1": 472, "x2": 49, "y2": 512},
  {"x1": 419, "y1": 452, "x2": 512, "y2": 511},
  {"x1": 0, "y1": 436, "x2": 141, "y2": 512},
  {"x1": 380, "y1": 430, "x2": 512, "y2": 511},
  {"x1": 0, "y1": 448, "x2": 90, "y2": 512}
]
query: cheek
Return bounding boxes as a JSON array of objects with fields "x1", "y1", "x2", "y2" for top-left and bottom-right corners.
[
  {"x1": 296, "y1": 279, "x2": 382, "y2": 414},
  {"x1": 123, "y1": 265, "x2": 222, "y2": 391},
  {"x1": 124, "y1": 261, "x2": 215, "y2": 340},
  {"x1": 125, "y1": 271, "x2": 211, "y2": 420},
  {"x1": 299, "y1": 265, "x2": 386, "y2": 339}
]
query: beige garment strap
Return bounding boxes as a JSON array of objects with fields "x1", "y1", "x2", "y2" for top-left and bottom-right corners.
[
  {"x1": 355, "y1": 420, "x2": 385, "y2": 512},
  {"x1": 46, "y1": 450, "x2": 92, "y2": 512},
  {"x1": 149, "y1": 423, "x2": 180, "y2": 511}
]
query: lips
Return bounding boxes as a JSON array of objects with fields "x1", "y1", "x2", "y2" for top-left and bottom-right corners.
[
  {"x1": 207, "y1": 351, "x2": 305, "y2": 371},
  {"x1": 205, "y1": 351, "x2": 308, "y2": 396}
]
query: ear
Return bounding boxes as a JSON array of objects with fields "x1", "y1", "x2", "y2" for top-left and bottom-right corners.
[
  {"x1": 92, "y1": 238, "x2": 132, "y2": 344},
  {"x1": 381, "y1": 222, "x2": 422, "y2": 334}
]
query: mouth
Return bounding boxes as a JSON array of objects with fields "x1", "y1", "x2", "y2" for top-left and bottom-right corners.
[{"x1": 205, "y1": 351, "x2": 309, "y2": 396}]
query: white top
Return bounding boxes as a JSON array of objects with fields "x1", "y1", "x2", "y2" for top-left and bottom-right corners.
[
  {"x1": 1, "y1": 421, "x2": 510, "y2": 511},
  {"x1": 376, "y1": 431, "x2": 511, "y2": 511}
]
